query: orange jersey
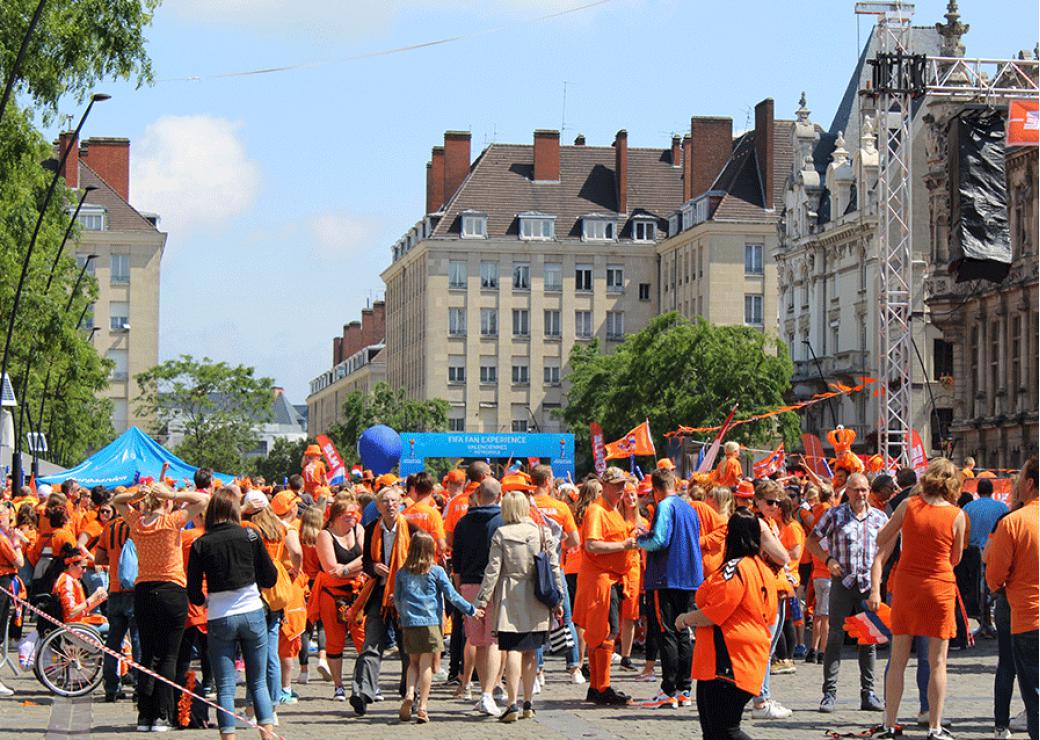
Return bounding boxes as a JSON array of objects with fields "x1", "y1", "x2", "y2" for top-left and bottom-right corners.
[
  {"x1": 181, "y1": 528, "x2": 207, "y2": 629},
  {"x1": 689, "y1": 499, "x2": 724, "y2": 536},
  {"x1": 714, "y1": 456, "x2": 743, "y2": 488},
  {"x1": 985, "y1": 499, "x2": 1039, "y2": 634},
  {"x1": 692, "y1": 555, "x2": 779, "y2": 696},
  {"x1": 53, "y1": 572, "x2": 105, "y2": 626},
  {"x1": 0, "y1": 532, "x2": 20, "y2": 576},
  {"x1": 701, "y1": 523, "x2": 728, "y2": 578},
  {"x1": 403, "y1": 499, "x2": 446, "y2": 542},
  {"x1": 778, "y1": 520, "x2": 805, "y2": 591},
  {"x1": 579, "y1": 497, "x2": 629, "y2": 578},
  {"x1": 443, "y1": 491, "x2": 471, "y2": 537},
  {"x1": 302, "y1": 460, "x2": 328, "y2": 495},
  {"x1": 29, "y1": 525, "x2": 76, "y2": 566},
  {"x1": 534, "y1": 494, "x2": 578, "y2": 537}
]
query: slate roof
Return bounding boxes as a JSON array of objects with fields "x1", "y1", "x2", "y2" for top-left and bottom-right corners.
[
  {"x1": 711, "y1": 121, "x2": 795, "y2": 222},
  {"x1": 431, "y1": 143, "x2": 683, "y2": 240},
  {"x1": 78, "y1": 162, "x2": 159, "y2": 232}
]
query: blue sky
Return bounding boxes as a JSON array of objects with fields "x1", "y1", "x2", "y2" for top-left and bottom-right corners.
[{"x1": 40, "y1": 0, "x2": 1038, "y2": 403}]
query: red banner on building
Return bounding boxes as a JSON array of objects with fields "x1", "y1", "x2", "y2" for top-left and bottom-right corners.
[
  {"x1": 316, "y1": 434, "x2": 347, "y2": 484},
  {"x1": 1007, "y1": 98, "x2": 1039, "y2": 147}
]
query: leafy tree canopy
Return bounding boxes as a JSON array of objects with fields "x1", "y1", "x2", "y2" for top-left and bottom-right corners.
[
  {"x1": 327, "y1": 381, "x2": 449, "y2": 467},
  {"x1": 560, "y1": 313, "x2": 798, "y2": 473},
  {"x1": 249, "y1": 436, "x2": 311, "y2": 484},
  {"x1": 135, "y1": 355, "x2": 274, "y2": 474}
]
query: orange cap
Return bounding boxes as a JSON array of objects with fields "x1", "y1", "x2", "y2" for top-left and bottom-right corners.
[
  {"x1": 656, "y1": 458, "x2": 676, "y2": 470},
  {"x1": 443, "y1": 469, "x2": 466, "y2": 486},
  {"x1": 375, "y1": 473, "x2": 399, "y2": 490},
  {"x1": 271, "y1": 490, "x2": 301, "y2": 516}
]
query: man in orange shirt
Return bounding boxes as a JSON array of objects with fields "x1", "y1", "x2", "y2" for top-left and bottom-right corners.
[
  {"x1": 573, "y1": 467, "x2": 638, "y2": 706},
  {"x1": 961, "y1": 456, "x2": 976, "y2": 479},
  {"x1": 714, "y1": 442, "x2": 743, "y2": 488},
  {"x1": 531, "y1": 465, "x2": 583, "y2": 682},
  {"x1": 402, "y1": 472, "x2": 447, "y2": 554},
  {"x1": 985, "y1": 456, "x2": 1038, "y2": 740},
  {"x1": 441, "y1": 469, "x2": 470, "y2": 548},
  {"x1": 301, "y1": 445, "x2": 328, "y2": 497}
]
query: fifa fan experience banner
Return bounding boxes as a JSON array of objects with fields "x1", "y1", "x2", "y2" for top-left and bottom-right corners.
[{"x1": 398, "y1": 432, "x2": 575, "y2": 480}]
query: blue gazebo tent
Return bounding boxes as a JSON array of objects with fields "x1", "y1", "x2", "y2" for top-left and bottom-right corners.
[{"x1": 38, "y1": 426, "x2": 232, "y2": 488}]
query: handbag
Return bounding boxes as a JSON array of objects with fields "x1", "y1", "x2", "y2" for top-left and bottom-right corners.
[
  {"x1": 533, "y1": 523, "x2": 563, "y2": 608},
  {"x1": 548, "y1": 618, "x2": 575, "y2": 654}
]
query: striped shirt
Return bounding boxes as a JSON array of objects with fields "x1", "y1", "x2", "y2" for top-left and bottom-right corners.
[{"x1": 812, "y1": 503, "x2": 888, "y2": 592}]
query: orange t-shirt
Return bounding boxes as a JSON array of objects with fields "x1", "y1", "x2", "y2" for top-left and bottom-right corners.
[
  {"x1": 96, "y1": 519, "x2": 130, "y2": 593},
  {"x1": 701, "y1": 523, "x2": 728, "y2": 578},
  {"x1": 534, "y1": 494, "x2": 578, "y2": 537},
  {"x1": 181, "y1": 528, "x2": 207, "y2": 629},
  {"x1": 403, "y1": 499, "x2": 446, "y2": 542},
  {"x1": 689, "y1": 499, "x2": 724, "y2": 536},
  {"x1": 301, "y1": 542, "x2": 321, "y2": 580},
  {"x1": 563, "y1": 545, "x2": 583, "y2": 575},
  {"x1": 796, "y1": 506, "x2": 815, "y2": 564},
  {"x1": 714, "y1": 456, "x2": 743, "y2": 488},
  {"x1": 692, "y1": 555, "x2": 779, "y2": 696},
  {"x1": 29, "y1": 525, "x2": 76, "y2": 566},
  {"x1": 810, "y1": 502, "x2": 833, "y2": 580},
  {"x1": 0, "y1": 533, "x2": 20, "y2": 576},
  {"x1": 54, "y1": 572, "x2": 105, "y2": 626},
  {"x1": 985, "y1": 499, "x2": 1039, "y2": 634},
  {"x1": 443, "y1": 491, "x2": 471, "y2": 538},
  {"x1": 302, "y1": 460, "x2": 328, "y2": 495},
  {"x1": 579, "y1": 497, "x2": 629, "y2": 577},
  {"x1": 125, "y1": 509, "x2": 189, "y2": 587},
  {"x1": 778, "y1": 520, "x2": 805, "y2": 591}
]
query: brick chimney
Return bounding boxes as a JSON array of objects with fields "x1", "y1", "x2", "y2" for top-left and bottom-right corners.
[
  {"x1": 689, "y1": 117, "x2": 732, "y2": 198},
  {"x1": 427, "y1": 146, "x2": 445, "y2": 214},
  {"x1": 359, "y1": 301, "x2": 386, "y2": 348},
  {"x1": 343, "y1": 321, "x2": 362, "y2": 359},
  {"x1": 533, "y1": 129, "x2": 560, "y2": 182},
  {"x1": 754, "y1": 98, "x2": 776, "y2": 209},
  {"x1": 333, "y1": 336, "x2": 343, "y2": 366},
  {"x1": 671, "y1": 134, "x2": 681, "y2": 168},
  {"x1": 614, "y1": 129, "x2": 628, "y2": 214},
  {"x1": 57, "y1": 132, "x2": 79, "y2": 188},
  {"x1": 442, "y1": 131, "x2": 471, "y2": 205},
  {"x1": 682, "y1": 135, "x2": 693, "y2": 202},
  {"x1": 80, "y1": 137, "x2": 130, "y2": 202}
]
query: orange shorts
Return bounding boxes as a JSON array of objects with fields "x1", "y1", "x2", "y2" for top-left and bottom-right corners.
[{"x1": 278, "y1": 634, "x2": 301, "y2": 659}]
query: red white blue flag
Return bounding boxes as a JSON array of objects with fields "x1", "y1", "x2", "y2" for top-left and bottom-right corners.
[{"x1": 752, "y1": 443, "x2": 786, "y2": 479}]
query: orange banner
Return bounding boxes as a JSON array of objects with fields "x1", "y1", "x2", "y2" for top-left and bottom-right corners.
[{"x1": 1007, "y1": 98, "x2": 1039, "y2": 147}]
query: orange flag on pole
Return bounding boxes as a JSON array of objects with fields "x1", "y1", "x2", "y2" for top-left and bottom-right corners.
[{"x1": 604, "y1": 420, "x2": 656, "y2": 460}]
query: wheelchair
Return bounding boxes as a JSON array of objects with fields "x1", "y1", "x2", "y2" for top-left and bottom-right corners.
[{"x1": 30, "y1": 593, "x2": 105, "y2": 698}]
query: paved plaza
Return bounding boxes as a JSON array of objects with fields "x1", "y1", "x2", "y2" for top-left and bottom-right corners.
[{"x1": 0, "y1": 637, "x2": 1024, "y2": 739}]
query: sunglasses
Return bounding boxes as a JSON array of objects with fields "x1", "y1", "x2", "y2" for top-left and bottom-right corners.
[{"x1": 761, "y1": 499, "x2": 780, "y2": 506}]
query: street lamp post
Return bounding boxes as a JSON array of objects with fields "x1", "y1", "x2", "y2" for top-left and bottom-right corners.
[
  {"x1": 1, "y1": 94, "x2": 108, "y2": 486},
  {"x1": 0, "y1": 0, "x2": 48, "y2": 126}
]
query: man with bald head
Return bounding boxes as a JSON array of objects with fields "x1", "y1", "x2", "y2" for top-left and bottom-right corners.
[{"x1": 807, "y1": 472, "x2": 888, "y2": 713}]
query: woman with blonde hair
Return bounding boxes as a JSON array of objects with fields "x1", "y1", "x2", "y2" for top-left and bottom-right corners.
[
  {"x1": 869, "y1": 458, "x2": 967, "y2": 740},
  {"x1": 476, "y1": 491, "x2": 562, "y2": 722},
  {"x1": 112, "y1": 482, "x2": 207, "y2": 732}
]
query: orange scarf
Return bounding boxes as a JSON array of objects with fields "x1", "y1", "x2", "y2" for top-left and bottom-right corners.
[{"x1": 346, "y1": 514, "x2": 410, "y2": 623}]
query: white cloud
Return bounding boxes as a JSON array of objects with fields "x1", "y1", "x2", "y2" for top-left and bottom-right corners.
[
  {"x1": 131, "y1": 115, "x2": 260, "y2": 233},
  {"x1": 309, "y1": 212, "x2": 381, "y2": 260}
]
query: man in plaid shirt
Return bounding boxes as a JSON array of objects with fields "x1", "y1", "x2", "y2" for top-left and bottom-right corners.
[{"x1": 807, "y1": 473, "x2": 888, "y2": 714}]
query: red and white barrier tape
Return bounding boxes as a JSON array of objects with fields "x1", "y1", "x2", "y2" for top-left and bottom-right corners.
[{"x1": 0, "y1": 585, "x2": 284, "y2": 739}]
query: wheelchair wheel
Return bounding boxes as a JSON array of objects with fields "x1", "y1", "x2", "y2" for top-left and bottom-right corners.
[{"x1": 34, "y1": 624, "x2": 105, "y2": 697}]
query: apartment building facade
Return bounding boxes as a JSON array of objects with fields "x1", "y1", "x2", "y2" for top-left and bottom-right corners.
[
  {"x1": 381, "y1": 129, "x2": 682, "y2": 433},
  {"x1": 58, "y1": 134, "x2": 165, "y2": 434}
]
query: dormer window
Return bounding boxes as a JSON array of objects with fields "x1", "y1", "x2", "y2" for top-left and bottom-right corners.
[
  {"x1": 461, "y1": 210, "x2": 487, "y2": 239},
  {"x1": 75, "y1": 205, "x2": 106, "y2": 231},
  {"x1": 519, "y1": 212, "x2": 554, "y2": 240},
  {"x1": 632, "y1": 219, "x2": 656, "y2": 243},
  {"x1": 582, "y1": 215, "x2": 616, "y2": 242},
  {"x1": 668, "y1": 214, "x2": 679, "y2": 236}
]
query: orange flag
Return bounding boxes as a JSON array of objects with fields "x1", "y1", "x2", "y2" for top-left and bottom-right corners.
[{"x1": 604, "y1": 420, "x2": 656, "y2": 460}]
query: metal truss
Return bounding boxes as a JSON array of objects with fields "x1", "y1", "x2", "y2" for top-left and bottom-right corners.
[{"x1": 925, "y1": 56, "x2": 1040, "y2": 98}]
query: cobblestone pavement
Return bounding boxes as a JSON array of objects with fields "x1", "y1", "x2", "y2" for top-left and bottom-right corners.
[{"x1": 0, "y1": 638, "x2": 1023, "y2": 739}]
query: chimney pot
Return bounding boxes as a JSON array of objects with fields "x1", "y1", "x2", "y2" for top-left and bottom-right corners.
[
  {"x1": 574, "y1": 133, "x2": 586, "y2": 145},
  {"x1": 533, "y1": 129, "x2": 560, "y2": 182},
  {"x1": 614, "y1": 129, "x2": 629, "y2": 214}
]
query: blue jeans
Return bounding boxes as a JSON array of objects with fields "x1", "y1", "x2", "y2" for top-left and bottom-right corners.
[
  {"x1": 208, "y1": 608, "x2": 274, "y2": 732},
  {"x1": 1011, "y1": 629, "x2": 1039, "y2": 740},
  {"x1": 103, "y1": 590, "x2": 141, "y2": 695},
  {"x1": 559, "y1": 572, "x2": 581, "y2": 669},
  {"x1": 245, "y1": 610, "x2": 281, "y2": 707}
]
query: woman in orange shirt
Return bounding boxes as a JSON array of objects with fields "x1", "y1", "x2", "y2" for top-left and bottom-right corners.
[
  {"x1": 702, "y1": 487, "x2": 735, "y2": 578},
  {"x1": 618, "y1": 484, "x2": 647, "y2": 672},
  {"x1": 112, "y1": 482, "x2": 207, "y2": 733},
  {"x1": 869, "y1": 459, "x2": 966, "y2": 740},
  {"x1": 52, "y1": 543, "x2": 107, "y2": 628},
  {"x1": 772, "y1": 497, "x2": 805, "y2": 674},
  {"x1": 677, "y1": 508, "x2": 779, "y2": 740},
  {"x1": 29, "y1": 496, "x2": 77, "y2": 588},
  {"x1": 297, "y1": 506, "x2": 328, "y2": 685},
  {"x1": 0, "y1": 501, "x2": 25, "y2": 696}
]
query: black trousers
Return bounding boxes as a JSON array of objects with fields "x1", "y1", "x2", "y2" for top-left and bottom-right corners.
[
  {"x1": 134, "y1": 582, "x2": 188, "y2": 724},
  {"x1": 448, "y1": 603, "x2": 465, "y2": 678},
  {"x1": 176, "y1": 624, "x2": 211, "y2": 688},
  {"x1": 697, "y1": 679, "x2": 755, "y2": 740},
  {"x1": 646, "y1": 589, "x2": 694, "y2": 695}
]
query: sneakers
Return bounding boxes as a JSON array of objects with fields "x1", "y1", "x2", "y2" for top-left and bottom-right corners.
[
  {"x1": 316, "y1": 658, "x2": 332, "y2": 682},
  {"x1": 926, "y1": 729, "x2": 955, "y2": 740},
  {"x1": 493, "y1": 685, "x2": 507, "y2": 702},
  {"x1": 752, "y1": 700, "x2": 793, "y2": 719},
  {"x1": 861, "y1": 691, "x2": 885, "y2": 712},
  {"x1": 637, "y1": 669, "x2": 657, "y2": 682},
  {"x1": 532, "y1": 676, "x2": 541, "y2": 695},
  {"x1": 793, "y1": 644, "x2": 808, "y2": 659},
  {"x1": 994, "y1": 727, "x2": 1012, "y2": 739},
  {"x1": 373, "y1": 688, "x2": 384, "y2": 702},
  {"x1": 332, "y1": 686, "x2": 346, "y2": 702},
  {"x1": 569, "y1": 668, "x2": 587, "y2": 685},
  {"x1": 771, "y1": 659, "x2": 797, "y2": 675},
  {"x1": 641, "y1": 690, "x2": 678, "y2": 709},
  {"x1": 619, "y1": 656, "x2": 638, "y2": 671},
  {"x1": 677, "y1": 690, "x2": 692, "y2": 707},
  {"x1": 150, "y1": 719, "x2": 171, "y2": 733},
  {"x1": 432, "y1": 668, "x2": 449, "y2": 682},
  {"x1": 591, "y1": 687, "x2": 634, "y2": 706},
  {"x1": 819, "y1": 693, "x2": 837, "y2": 713},
  {"x1": 297, "y1": 670, "x2": 309, "y2": 685},
  {"x1": 278, "y1": 689, "x2": 298, "y2": 705},
  {"x1": 872, "y1": 728, "x2": 904, "y2": 739},
  {"x1": 499, "y1": 704, "x2": 519, "y2": 723},
  {"x1": 1011, "y1": 711, "x2": 1028, "y2": 732},
  {"x1": 0, "y1": 681, "x2": 13, "y2": 698},
  {"x1": 585, "y1": 687, "x2": 601, "y2": 703},
  {"x1": 476, "y1": 693, "x2": 500, "y2": 716},
  {"x1": 917, "y1": 711, "x2": 930, "y2": 727},
  {"x1": 453, "y1": 683, "x2": 473, "y2": 700},
  {"x1": 522, "y1": 701, "x2": 536, "y2": 719},
  {"x1": 804, "y1": 649, "x2": 818, "y2": 663},
  {"x1": 611, "y1": 652, "x2": 622, "y2": 665},
  {"x1": 348, "y1": 693, "x2": 365, "y2": 714}
]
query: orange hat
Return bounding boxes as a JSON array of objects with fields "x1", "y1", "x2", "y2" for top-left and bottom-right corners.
[
  {"x1": 656, "y1": 458, "x2": 676, "y2": 471},
  {"x1": 735, "y1": 479, "x2": 756, "y2": 499},
  {"x1": 271, "y1": 490, "x2": 301, "y2": 516},
  {"x1": 637, "y1": 477, "x2": 653, "y2": 496},
  {"x1": 361, "y1": 469, "x2": 375, "y2": 481},
  {"x1": 501, "y1": 473, "x2": 535, "y2": 493},
  {"x1": 375, "y1": 473, "x2": 398, "y2": 491},
  {"x1": 304, "y1": 444, "x2": 322, "y2": 458},
  {"x1": 443, "y1": 469, "x2": 466, "y2": 486}
]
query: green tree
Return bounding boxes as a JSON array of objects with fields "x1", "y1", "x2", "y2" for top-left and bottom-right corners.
[
  {"x1": 135, "y1": 355, "x2": 274, "y2": 473},
  {"x1": 560, "y1": 313, "x2": 798, "y2": 473},
  {"x1": 327, "y1": 381, "x2": 449, "y2": 467},
  {"x1": 249, "y1": 436, "x2": 311, "y2": 484}
]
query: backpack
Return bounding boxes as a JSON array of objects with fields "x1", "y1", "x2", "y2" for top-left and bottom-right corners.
[
  {"x1": 118, "y1": 538, "x2": 139, "y2": 591},
  {"x1": 260, "y1": 537, "x2": 292, "y2": 612}
]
